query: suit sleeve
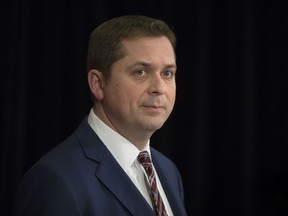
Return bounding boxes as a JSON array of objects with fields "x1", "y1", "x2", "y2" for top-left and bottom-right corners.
[{"x1": 12, "y1": 164, "x2": 82, "y2": 216}]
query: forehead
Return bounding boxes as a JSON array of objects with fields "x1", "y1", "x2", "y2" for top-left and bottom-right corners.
[{"x1": 121, "y1": 36, "x2": 175, "y2": 60}]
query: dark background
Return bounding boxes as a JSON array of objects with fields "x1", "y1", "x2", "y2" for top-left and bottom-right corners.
[{"x1": 1, "y1": 0, "x2": 288, "y2": 215}]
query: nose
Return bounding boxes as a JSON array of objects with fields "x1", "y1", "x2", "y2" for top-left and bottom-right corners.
[{"x1": 147, "y1": 74, "x2": 166, "y2": 95}]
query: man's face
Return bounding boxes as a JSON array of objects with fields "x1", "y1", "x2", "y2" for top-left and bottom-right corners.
[{"x1": 100, "y1": 36, "x2": 176, "y2": 140}]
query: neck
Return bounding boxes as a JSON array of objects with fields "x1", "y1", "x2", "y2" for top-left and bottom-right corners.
[{"x1": 92, "y1": 106, "x2": 152, "y2": 151}]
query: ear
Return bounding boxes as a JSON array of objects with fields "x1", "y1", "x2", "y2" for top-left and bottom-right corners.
[{"x1": 88, "y1": 69, "x2": 104, "y2": 100}]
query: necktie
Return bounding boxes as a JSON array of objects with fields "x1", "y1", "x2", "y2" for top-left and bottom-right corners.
[{"x1": 138, "y1": 151, "x2": 168, "y2": 216}]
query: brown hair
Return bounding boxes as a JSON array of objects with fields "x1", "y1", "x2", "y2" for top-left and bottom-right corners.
[{"x1": 87, "y1": 15, "x2": 176, "y2": 78}]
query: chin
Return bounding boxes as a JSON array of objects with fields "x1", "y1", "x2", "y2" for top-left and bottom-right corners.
[{"x1": 145, "y1": 122, "x2": 165, "y2": 131}]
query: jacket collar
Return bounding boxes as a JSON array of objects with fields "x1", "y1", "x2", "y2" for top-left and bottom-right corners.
[{"x1": 75, "y1": 117, "x2": 156, "y2": 216}]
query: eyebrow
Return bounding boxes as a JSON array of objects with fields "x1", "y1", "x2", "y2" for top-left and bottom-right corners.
[{"x1": 129, "y1": 61, "x2": 177, "y2": 70}]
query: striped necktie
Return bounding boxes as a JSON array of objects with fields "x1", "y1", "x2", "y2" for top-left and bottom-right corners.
[{"x1": 138, "y1": 151, "x2": 168, "y2": 216}]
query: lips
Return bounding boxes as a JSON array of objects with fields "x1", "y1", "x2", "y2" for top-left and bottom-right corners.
[{"x1": 143, "y1": 104, "x2": 164, "y2": 109}]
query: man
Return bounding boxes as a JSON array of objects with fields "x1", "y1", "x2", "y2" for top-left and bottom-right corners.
[{"x1": 12, "y1": 15, "x2": 187, "y2": 216}]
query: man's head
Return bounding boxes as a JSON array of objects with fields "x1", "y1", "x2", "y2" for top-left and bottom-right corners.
[{"x1": 87, "y1": 15, "x2": 177, "y2": 148}]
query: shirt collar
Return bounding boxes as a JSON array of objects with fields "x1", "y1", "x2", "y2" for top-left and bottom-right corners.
[{"x1": 87, "y1": 108, "x2": 150, "y2": 172}]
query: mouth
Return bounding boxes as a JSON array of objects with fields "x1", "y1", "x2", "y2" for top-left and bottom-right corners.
[
  {"x1": 142, "y1": 105, "x2": 165, "y2": 114},
  {"x1": 143, "y1": 104, "x2": 164, "y2": 109}
]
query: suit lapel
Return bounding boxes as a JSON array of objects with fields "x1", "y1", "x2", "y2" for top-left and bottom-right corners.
[
  {"x1": 151, "y1": 150, "x2": 186, "y2": 216},
  {"x1": 96, "y1": 151, "x2": 155, "y2": 216},
  {"x1": 75, "y1": 118, "x2": 155, "y2": 216}
]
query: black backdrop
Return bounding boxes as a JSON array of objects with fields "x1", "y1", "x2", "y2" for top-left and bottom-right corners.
[{"x1": 1, "y1": 0, "x2": 288, "y2": 216}]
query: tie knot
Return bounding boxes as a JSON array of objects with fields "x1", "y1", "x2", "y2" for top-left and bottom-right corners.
[{"x1": 137, "y1": 151, "x2": 152, "y2": 167}]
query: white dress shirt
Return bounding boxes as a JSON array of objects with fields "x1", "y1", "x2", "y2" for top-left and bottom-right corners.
[{"x1": 87, "y1": 108, "x2": 173, "y2": 215}]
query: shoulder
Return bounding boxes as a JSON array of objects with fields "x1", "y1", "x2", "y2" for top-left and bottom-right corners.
[
  {"x1": 150, "y1": 147, "x2": 181, "y2": 176},
  {"x1": 21, "y1": 117, "x2": 103, "y2": 185},
  {"x1": 150, "y1": 147, "x2": 176, "y2": 165}
]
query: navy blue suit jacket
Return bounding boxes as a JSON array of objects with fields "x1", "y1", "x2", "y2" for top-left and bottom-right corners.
[{"x1": 12, "y1": 117, "x2": 187, "y2": 216}]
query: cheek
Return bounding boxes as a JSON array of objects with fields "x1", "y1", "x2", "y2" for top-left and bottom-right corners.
[
  {"x1": 170, "y1": 95, "x2": 176, "y2": 108},
  {"x1": 109, "y1": 82, "x2": 138, "y2": 101},
  {"x1": 169, "y1": 86, "x2": 176, "y2": 101},
  {"x1": 103, "y1": 82, "x2": 121, "y2": 101}
]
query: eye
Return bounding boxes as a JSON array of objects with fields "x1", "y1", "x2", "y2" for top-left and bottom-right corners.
[
  {"x1": 134, "y1": 69, "x2": 146, "y2": 77},
  {"x1": 161, "y1": 70, "x2": 175, "y2": 79}
]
